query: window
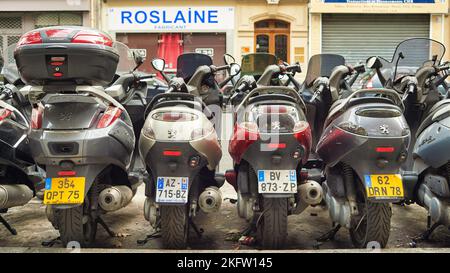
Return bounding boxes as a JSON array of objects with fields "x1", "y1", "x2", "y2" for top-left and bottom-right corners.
[
  {"x1": 254, "y1": 19, "x2": 290, "y2": 62},
  {"x1": 34, "y1": 13, "x2": 83, "y2": 28}
]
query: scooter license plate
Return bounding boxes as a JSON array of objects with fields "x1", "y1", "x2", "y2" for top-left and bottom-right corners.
[
  {"x1": 156, "y1": 177, "x2": 189, "y2": 204},
  {"x1": 364, "y1": 174, "x2": 404, "y2": 200},
  {"x1": 257, "y1": 170, "x2": 297, "y2": 194},
  {"x1": 43, "y1": 177, "x2": 85, "y2": 205}
]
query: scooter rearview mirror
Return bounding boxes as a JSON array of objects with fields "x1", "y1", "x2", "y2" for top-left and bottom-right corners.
[
  {"x1": 223, "y1": 54, "x2": 235, "y2": 65},
  {"x1": 366, "y1": 56, "x2": 383, "y2": 70},
  {"x1": 229, "y1": 63, "x2": 241, "y2": 77},
  {"x1": 151, "y1": 58, "x2": 165, "y2": 72}
]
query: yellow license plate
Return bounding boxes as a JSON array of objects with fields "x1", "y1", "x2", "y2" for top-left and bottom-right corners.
[
  {"x1": 364, "y1": 174, "x2": 404, "y2": 200},
  {"x1": 43, "y1": 177, "x2": 85, "y2": 205}
]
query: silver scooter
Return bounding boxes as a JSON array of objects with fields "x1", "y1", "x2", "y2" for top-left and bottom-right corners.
[
  {"x1": 139, "y1": 54, "x2": 239, "y2": 249},
  {"x1": 15, "y1": 26, "x2": 143, "y2": 247}
]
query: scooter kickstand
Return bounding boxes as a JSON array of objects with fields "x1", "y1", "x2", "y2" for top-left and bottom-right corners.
[
  {"x1": 137, "y1": 229, "x2": 161, "y2": 246},
  {"x1": 316, "y1": 224, "x2": 341, "y2": 242},
  {"x1": 97, "y1": 217, "x2": 116, "y2": 238},
  {"x1": 412, "y1": 222, "x2": 441, "y2": 243},
  {"x1": 41, "y1": 237, "x2": 61, "y2": 247},
  {"x1": 189, "y1": 219, "x2": 204, "y2": 238},
  {"x1": 0, "y1": 215, "x2": 17, "y2": 235}
]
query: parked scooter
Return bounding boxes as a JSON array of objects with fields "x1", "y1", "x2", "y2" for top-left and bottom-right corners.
[
  {"x1": 139, "y1": 53, "x2": 239, "y2": 249},
  {"x1": 15, "y1": 26, "x2": 143, "y2": 247},
  {"x1": 367, "y1": 38, "x2": 450, "y2": 242},
  {"x1": 227, "y1": 59, "x2": 319, "y2": 249},
  {"x1": 304, "y1": 54, "x2": 410, "y2": 248},
  {"x1": 0, "y1": 80, "x2": 42, "y2": 235}
]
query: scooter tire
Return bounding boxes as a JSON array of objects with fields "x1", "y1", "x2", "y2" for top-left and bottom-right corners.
[
  {"x1": 257, "y1": 197, "x2": 288, "y2": 249},
  {"x1": 160, "y1": 205, "x2": 189, "y2": 249},
  {"x1": 54, "y1": 204, "x2": 97, "y2": 248},
  {"x1": 349, "y1": 200, "x2": 392, "y2": 248}
]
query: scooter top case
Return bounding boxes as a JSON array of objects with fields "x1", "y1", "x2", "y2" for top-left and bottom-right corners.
[
  {"x1": 229, "y1": 86, "x2": 311, "y2": 174},
  {"x1": 14, "y1": 26, "x2": 118, "y2": 86},
  {"x1": 316, "y1": 88, "x2": 410, "y2": 181}
]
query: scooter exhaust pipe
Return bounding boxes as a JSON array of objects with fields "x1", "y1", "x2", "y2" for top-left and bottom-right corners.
[
  {"x1": 0, "y1": 184, "x2": 34, "y2": 210},
  {"x1": 199, "y1": 186, "x2": 222, "y2": 213},
  {"x1": 417, "y1": 183, "x2": 450, "y2": 226},
  {"x1": 299, "y1": 180, "x2": 323, "y2": 206},
  {"x1": 99, "y1": 185, "x2": 133, "y2": 212},
  {"x1": 292, "y1": 180, "x2": 323, "y2": 215}
]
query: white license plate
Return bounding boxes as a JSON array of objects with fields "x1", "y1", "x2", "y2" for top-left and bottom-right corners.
[
  {"x1": 156, "y1": 177, "x2": 189, "y2": 204},
  {"x1": 257, "y1": 170, "x2": 297, "y2": 194}
]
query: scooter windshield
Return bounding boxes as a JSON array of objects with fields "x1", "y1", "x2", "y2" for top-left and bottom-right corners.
[
  {"x1": 1, "y1": 43, "x2": 20, "y2": 84},
  {"x1": 241, "y1": 53, "x2": 278, "y2": 77},
  {"x1": 114, "y1": 42, "x2": 137, "y2": 75},
  {"x1": 304, "y1": 54, "x2": 346, "y2": 87},
  {"x1": 176, "y1": 53, "x2": 213, "y2": 82},
  {"x1": 385, "y1": 38, "x2": 446, "y2": 81}
]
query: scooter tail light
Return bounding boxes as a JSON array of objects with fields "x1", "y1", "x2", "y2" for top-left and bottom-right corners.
[
  {"x1": 17, "y1": 30, "x2": 43, "y2": 46},
  {"x1": 163, "y1": 150, "x2": 182, "y2": 157},
  {"x1": 0, "y1": 109, "x2": 12, "y2": 122},
  {"x1": 57, "y1": 170, "x2": 76, "y2": 177},
  {"x1": 376, "y1": 147, "x2": 395, "y2": 153},
  {"x1": 228, "y1": 124, "x2": 260, "y2": 163},
  {"x1": 31, "y1": 105, "x2": 44, "y2": 129},
  {"x1": 97, "y1": 106, "x2": 122, "y2": 129},
  {"x1": 71, "y1": 30, "x2": 113, "y2": 47},
  {"x1": 262, "y1": 143, "x2": 287, "y2": 150}
]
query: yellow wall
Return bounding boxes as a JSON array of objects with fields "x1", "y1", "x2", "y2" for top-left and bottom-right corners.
[{"x1": 103, "y1": 0, "x2": 309, "y2": 75}]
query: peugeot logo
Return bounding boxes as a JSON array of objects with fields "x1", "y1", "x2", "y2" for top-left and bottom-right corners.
[{"x1": 379, "y1": 124, "x2": 389, "y2": 134}]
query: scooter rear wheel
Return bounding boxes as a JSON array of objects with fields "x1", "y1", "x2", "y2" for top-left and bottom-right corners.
[
  {"x1": 160, "y1": 205, "x2": 189, "y2": 249},
  {"x1": 256, "y1": 197, "x2": 288, "y2": 249},
  {"x1": 349, "y1": 184, "x2": 392, "y2": 248},
  {"x1": 54, "y1": 203, "x2": 97, "y2": 248}
]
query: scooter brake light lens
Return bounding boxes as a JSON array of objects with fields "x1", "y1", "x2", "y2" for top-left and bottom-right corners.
[
  {"x1": 57, "y1": 170, "x2": 76, "y2": 177},
  {"x1": 163, "y1": 150, "x2": 182, "y2": 157},
  {"x1": 17, "y1": 30, "x2": 42, "y2": 46},
  {"x1": 0, "y1": 109, "x2": 12, "y2": 122},
  {"x1": 262, "y1": 143, "x2": 286, "y2": 150},
  {"x1": 71, "y1": 30, "x2": 113, "y2": 47},
  {"x1": 152, "y1": 111, "x2": 198, "y2": 122},
  {"x1": 31, "y1": 105, "x2": 44, "y2": 129},
  {"x1": 261, "y1": 105, "x2": 287, "y2": 113},
  {"x1": 97, "y1": 106, "x2": 122, "y2": 129},
  {"x1": 376, "y1": 147, "x2": 395, "y2": 153}
]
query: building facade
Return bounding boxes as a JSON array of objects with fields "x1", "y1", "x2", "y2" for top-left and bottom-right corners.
[
  {"x1": 0, "y1": 0, "x2": 93, "y2": 55},
  {"x1": 99, "y1": 0, "x2": 450, "y2": 76}
]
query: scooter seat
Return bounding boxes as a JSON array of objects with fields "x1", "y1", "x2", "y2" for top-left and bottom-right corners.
[
  {"x1": 416, "y1": 99, "x2": 450, "y2": 137},
  {"x1": 326, "y1": 97, "x2": 396, "y2": 126}
]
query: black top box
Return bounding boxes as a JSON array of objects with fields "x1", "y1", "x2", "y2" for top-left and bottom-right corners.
[{"x1": 14, "y1": 26, "x2": 119, "y2": 86}]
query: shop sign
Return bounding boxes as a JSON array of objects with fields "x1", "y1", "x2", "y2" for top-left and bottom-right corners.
[
  {"x1": 195, "y1": 48, "x2": 214, "y2": 57},
  {"x1": 131, "y1": 48, "x2": 147, "y2": 58},
  {"x1": 108, "y1": 7, "x2": 235, "y2": 31}
]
